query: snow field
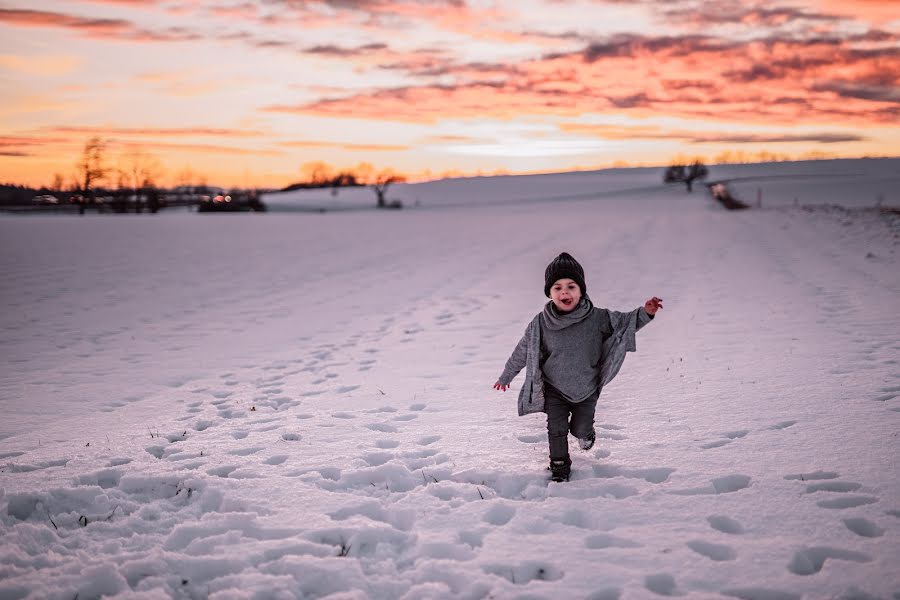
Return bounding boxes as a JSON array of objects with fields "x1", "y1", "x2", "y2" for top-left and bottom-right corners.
[{"x1": 1, "y1": 173, "x2": 899, "y2": 599}]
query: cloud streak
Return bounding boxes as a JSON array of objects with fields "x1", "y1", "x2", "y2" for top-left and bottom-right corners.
[
  {"x1": 280, "y1": 140, "x2": 409, "y2": 151},
  {"x1": 0, "y1": 8, "x2": 201, "y2": 42},
  {"x1": 264, "y1": 31, "x2": 900, "y2": 126},
  {"x1": 559, "y1": 123, "x2": 866, "y2": 144},
  {"x1": 46, "y1": 126, "x2": 266, "y2": 137}
]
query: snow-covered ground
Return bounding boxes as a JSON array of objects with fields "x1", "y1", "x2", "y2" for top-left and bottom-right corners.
[
  {"x1": 1, "y1": 164, "x2": 899, "y2": 599},
  {"x1": 263, "y1": 158, "x2": 900, "y2": 212}
]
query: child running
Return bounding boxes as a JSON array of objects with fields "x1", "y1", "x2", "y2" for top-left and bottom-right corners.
[{"x1": 494, "y1": 252, "x2": 662, "y2": 482}]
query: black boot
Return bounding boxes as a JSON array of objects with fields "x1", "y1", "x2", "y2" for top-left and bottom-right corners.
[
  {"x1": 578, "y1": 430, "x2": 596, "y2": 451},
  {"x1": 549, "y1": 457, "x2": 571, "y2": 482}
]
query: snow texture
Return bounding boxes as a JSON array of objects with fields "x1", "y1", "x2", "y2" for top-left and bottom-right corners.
[{"x1": 1, "y1": 161, "x2": 899, "y2": 599}]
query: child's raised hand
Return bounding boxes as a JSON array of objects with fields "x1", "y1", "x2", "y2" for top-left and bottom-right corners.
[
  {"x1": 494, "y1": 381, "x2": 509, "y2": 392},
  {"x1": 644, "y1": 296, "x2": 663, "y2": 315}
]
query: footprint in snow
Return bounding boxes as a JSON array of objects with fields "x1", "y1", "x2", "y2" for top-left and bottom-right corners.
[
  {"x1": 721, "y1": 588, "x2": 799, "y2": 600},
  {"x1": 229, "y1": 447, "x2": 264, "y2": 456},
  {"x1": 553, "y1": 508, "x2": 594, "y2": 530},
  {"x1": 803, "y1": 481, "x2": 861, "y2": 494},
  {"x1": 669, "y1": 474, "x2": 751, "y2": 496},
  {"x1": 843, "y1": 517, "x2": 884, "y2": 538},
  {"x1": 784, "y1": 470, "x2": 838, "y2": 481},
  {"x1": 417, "y1": 435, "x2": 441, "y2": 445},
  {"x1": 551, "y1": 483, "x2": 639, "y2": 500},
  {"x1": 701, "y1": 439, "x2": 732, "y2": 449},
  {"x1": 707, "y1": 515, "x2": 744, "y2": 534},
  {"x1": 787, "y1": 546, "x2": 871, "y2": 575},
  {"x1": 365, "y1": 423, "x2": 398, "y2": 433},
  {"x1": 207, "y1": 465, "x2": 238, "y2": 478},
  {"x1": 362, "y1": 452, "x2": 394, "y2": 466},
  {"x1": 517, "y1": 434, "x2": 545, "y2": 444},
  {"x1": 816, "y1": 496, "x2": 878, "y2": 509},
  {"x1": 591, "y1": 464, "x2": 675, "y2": 484},
  {"x1": 265, "y1": 455, "x2": 288, "y2": 465},
  {"x1": 586, "y1": 588, "x2": 622, "y2": 600},
  {"x1": 723, "y1": 430, "x2": 749, "y2": 439},
  {"x1": 375, "y1": 439, "x2": 400, "y2": 449},
  {"x1": 145, "y1": 446, "x2": 166, "y2": 459},
  {"x1": 770, "y1": 420, "x2": 798, "y2": 430},
  {"x1": 481, "y1": 562, "x2": 562, "y2": 585},
  {"x1": 644, "y1": 574, "x2": 679, "y2": 596},
  {"x1": 332, "y1": 412, "x2": 356, "y2": 419},
  {"x1": 408, "y1": 403, "x2": 426, "y2": 411},
  {"x1": 686, "y1": 540, "x2": 736, "y2": 561}
]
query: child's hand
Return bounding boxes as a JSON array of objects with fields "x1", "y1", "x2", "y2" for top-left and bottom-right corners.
[
  {"x1": 644, "y1": 296, "x2": 663, "y2": 315},
  {"x1": 494, "y1": 381, "x2": 509, "y2": 392}
]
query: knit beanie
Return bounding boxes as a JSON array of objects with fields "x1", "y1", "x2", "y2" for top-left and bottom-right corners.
[{"x1": 544, "y1": 252, "x2": 586, "y2": 297}]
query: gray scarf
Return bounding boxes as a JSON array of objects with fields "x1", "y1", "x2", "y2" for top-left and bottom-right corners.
[{"x1": 541, "y1": 294, "x2": 593, "y2": 331}]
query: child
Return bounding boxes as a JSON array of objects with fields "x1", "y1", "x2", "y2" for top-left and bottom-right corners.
[{"x1": 494, "y1": 252, "x2": 662, "y2": 482}]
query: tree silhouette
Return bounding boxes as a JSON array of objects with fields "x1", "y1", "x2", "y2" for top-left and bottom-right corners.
[
  {"x1": 77, "y1": 137, "x2": 107, "y2": 198},
  {"x1": 664, "y1": 160, "x2": 708, "y2": 192},
  {"x1": 371, "y1": 169, "x2": 406, "y2": 208}
]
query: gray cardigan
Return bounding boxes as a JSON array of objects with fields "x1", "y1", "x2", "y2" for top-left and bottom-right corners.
[{"x1": 499, "y1": 306, "x2": 653, "y2": 416}]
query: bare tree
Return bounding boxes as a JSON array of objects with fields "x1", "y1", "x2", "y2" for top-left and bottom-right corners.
[
  {"x1": 77, "y1": 137, "x2": 107, "y2": 197},
  {"x1": 300, "y1": 161, "x2": 334, "y2": 186},
  {"x1": 664, "y1": 160, "x2": 708, "y2": 192},
  {"x1": 51, "y1": 173, "x2": 64, "y2": 194},
  {"x1": 121, "y1": 148, "x2": 163, "y2": 212},
  {"x1": 371, "y1": 169, "x2": 406, "y2": 208},
  {"x1": 176, "y1": 166, "x2": 196, "y2": 189}
]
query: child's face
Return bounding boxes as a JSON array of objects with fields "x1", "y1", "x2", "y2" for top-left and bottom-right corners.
[{"x1": 549, "y1": 278, "x2": 582, "y2": 312}]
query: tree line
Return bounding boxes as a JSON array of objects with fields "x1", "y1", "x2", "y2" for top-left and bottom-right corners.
[
  {"x1": 1, "y1": 137, "x2": 410, "y2": 211},
  {"x1": 283, "y1": 161, "x2": 407, "y2": 208}
]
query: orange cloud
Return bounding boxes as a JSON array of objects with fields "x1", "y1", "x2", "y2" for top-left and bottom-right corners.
[
  {"x1": 207, "y1": 3, "x2": 258, "y2": 19},
  {"x1": 0, "y1": 135, "x2": 72, "y2": 147},
  {"x1": 0, "y1": 8, "x2": 132, "y2": 33},
  {"x1": 46, "y1": 126, "x2": 265, "y2": 137},
  {"x1": 811, "y1": 0, "x2": 900, "y2": 23},
  {"x1": 264, "y1": 33, "x2": 900, "y2": 127},
  {"x1": 559, "y1": 123, "x2": 866, "y2": 144},
  {"x1": 109, "y1": 139, "x2": 282, "y2": 156},
  {"x1": 280, "y1": 140, "x2": 409, "y2": 151},
  {"x1": 0, "y1": 8, "x2": 200, "y2": 42}
]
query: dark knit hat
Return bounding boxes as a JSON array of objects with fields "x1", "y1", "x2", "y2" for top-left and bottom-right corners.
[{"x1": 544, "y1": 252, "x2": 586, "y2": 297}]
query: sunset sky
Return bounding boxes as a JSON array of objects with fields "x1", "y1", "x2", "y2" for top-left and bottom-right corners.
[{"x1": 1, "y1": 0, "x2": 898, "y2": 188}]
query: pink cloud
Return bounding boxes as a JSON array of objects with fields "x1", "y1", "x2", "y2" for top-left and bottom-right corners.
[
  {"x1": 263, "y1": 32, "x2": 900, "y2": 126},
  {"x1": 0, "y1": 7, "x2": 200, "y2": 42}
]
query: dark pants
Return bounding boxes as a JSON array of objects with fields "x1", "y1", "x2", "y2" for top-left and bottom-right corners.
[{"x1": 545, "y1": 386, "x2": 597, "y2": 461}]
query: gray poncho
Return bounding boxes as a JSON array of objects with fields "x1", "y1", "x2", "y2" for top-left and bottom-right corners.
[{"x1": 498, "y1": 303, "x2": 653, "y2": 416}]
